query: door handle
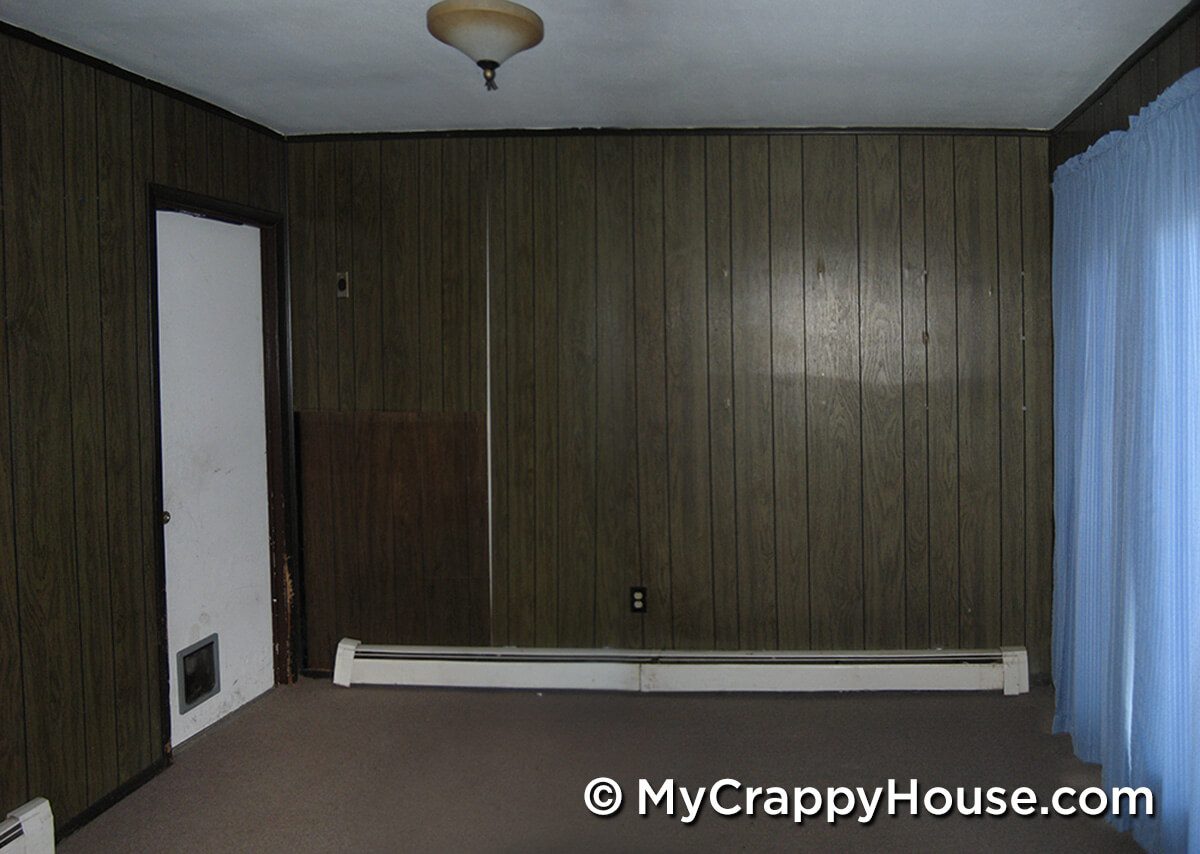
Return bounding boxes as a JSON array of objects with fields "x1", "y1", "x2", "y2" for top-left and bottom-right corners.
[{"x1": 161, "y1": 511, "x2": 171, "y2": 525}]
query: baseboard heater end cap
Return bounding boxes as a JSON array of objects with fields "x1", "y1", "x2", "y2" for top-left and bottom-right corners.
[
  {"x1": 333, "y1": 638, "x2": 362, "y2": 687},
  {"x1": 1000, "y1": 647, "x2": 1030, "y2": 695},
  {"x1": 3, "y1": 797, "x2": 54, "y2": 853}
]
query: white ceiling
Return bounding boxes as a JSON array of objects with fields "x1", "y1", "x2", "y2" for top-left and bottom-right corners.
[{"x1": 0, "y1": 0, "x2": 1186, "y2": 134}]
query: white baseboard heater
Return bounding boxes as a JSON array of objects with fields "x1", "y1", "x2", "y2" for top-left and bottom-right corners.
[
  {"x1": 0, "y1": 799, "x2": 54, "y2": 854},
  {"x1": 333, "y1": 640, "x2": 1030, "y2": 696}
]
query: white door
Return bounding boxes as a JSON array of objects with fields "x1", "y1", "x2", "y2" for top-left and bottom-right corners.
[{"x1": 156, "y1": 210, "x2": 273, "y2": 745}]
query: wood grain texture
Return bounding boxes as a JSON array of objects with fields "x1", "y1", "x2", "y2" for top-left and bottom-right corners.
[
  {"x1": 632, "y1": 137, "x2": 673, "y2": 648},
  {"x1": 350, "y1": 139, "x2": 383, "y2": 410},
  {"x1": 442, "y1": 139, "x2": 473, "y2": 411},
  {"x1": 768, "y1": 135, "x2": 808, "y2": 650},
  {"x1": 555, "y1": 137, "x2": 598, "y2": 648},
  {"x1": 288, "y1": 143, "x2": 318, "y2": 411},
  {"x1": 63, "y1": 57, "x2": 119, "y2": 802},
  {"x1": 803, "y1": 135, "x2": 862, "y2": 649},
  {"x1": 898, "y1": 135, "x2": 930, "y2": 648},
  {"x1": 954, "y1": 136, "x2": 1001, "y2": 649},
  {"x1": 419, "y1": 139, "x2": 444, "y2": 411},
  {"x1": 298, "y1": 412, "x2": 487, "y2": 652},
  {"x1": 380, "y1": 140, "x2": 420, "y2": 411},
  {"x1": 996, "y1": 137, "x2": 1026, "y2": 649},
  {"x1": 0, "y1": 29, "x2": 284, "y2": 831},
  {"x1": 595, "y1": 137, "x2": 641, "y2": 649},
  {"x1": 923, "y1": 135, "x2": 960, "y2": 649},
  {"x1": 0, "y1": 33, "x2": 28, "y2": 814},
  {"x1": 663, "y1": 136, "x2": 713, "y2": 648},
  {"x1": 730, "y1": 136, "x2": 778, "y2": 650},
  {"x1": 2, "y1": 38, "x2": 88, "y2": 818},
  {"x1": 705, "y1": 136, "x2": 739, "y2": 650},
  {"x1": 858, "y1": 135, "x2": 905, "y2": 649},
  {"x1": 333, "y1": 142, "x2": 355, "y2": 410},
  {"x1": 531, "y1": 138, "x2": 560, "y2": 647},
  {"x1": 1021, "y1": 137, "x2": 1054, "y2": 676},
  {"x1": 504, "y1": 137, "x2": 536, "y2": 645},
  {"x1": 287, "y1": 131, "x2": 1053, "y2": 675}
]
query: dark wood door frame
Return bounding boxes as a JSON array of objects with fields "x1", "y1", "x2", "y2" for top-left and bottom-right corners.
[{"x1": 146, "y1": 185, "x2": 300, "y2": 750}]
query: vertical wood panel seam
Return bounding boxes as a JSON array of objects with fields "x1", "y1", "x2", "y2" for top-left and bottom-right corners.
[
  {"x1": 1018, "y1": 142, "x2": 1029, "y2": 650},
  {"x1": 129, "y1": 77, "x2": 153, "y2": 761},
  {"x1": 631, "y1": 142, "x2": 645, "y2": 648},
  {"x1": 60, "y1": 56, "x2": 92, "y2": 793},
  {"x1": 766, "y1": 138, "x2": 780, "y2": 649},
  {"x1": 896, "y1": 135, "x2": 909, "y2": 646},
  {"x1": 91, "y1": 67, "x2": 115, "y2": 790},
  {"x1": 921, "y1": 137, "x2": 932, "y2": 644},
  {"x1": 993, "y1": 139, "x2": 1003, "y2": 642},
  {"x1": 592, "y1": 140, "x2": 599, "y2": 641},
  {"x1": 661, "y1": 138, "x2": 674, "y2": 641},
  {"x1": 951, "y1": 137, "x2": 962, "y2": 645},
  {"x1": 855, "y1": 136, "x2": 866, "y2": 647},
  {"x1": 0, "y1": 38, "x2": 32, "y2": 799},
  {"x1": 703, "y1": 139, "x2": 715, "y2": 640},
  {"x1": 727, "y1": 139, "x2": 738, "y2": 645}
]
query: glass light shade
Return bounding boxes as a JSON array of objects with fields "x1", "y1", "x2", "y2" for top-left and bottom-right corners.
[{"x1": 427, "y1": 0, "x2": 544, "y2": 66}]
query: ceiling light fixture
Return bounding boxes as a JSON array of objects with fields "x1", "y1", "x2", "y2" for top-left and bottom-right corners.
[{"x1": 426, "y1": 0, "x2": 544, "y2": 91}]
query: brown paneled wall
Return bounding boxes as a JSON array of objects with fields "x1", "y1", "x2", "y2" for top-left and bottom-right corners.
[
  {"x1": 287, "y1": 132, "x2": 1054, "y2": 674},
  {"x1": 298, "y1": 411, "x2": 489, "y2": 670},
  {"x1": 0, "y1": 28, "x2": 284, "y2": 830},
  {"x1": 1052, "y1": 6, "x2": 1199, "y2": 168}
]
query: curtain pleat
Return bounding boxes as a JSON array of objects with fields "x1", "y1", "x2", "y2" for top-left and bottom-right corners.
[{"x1": 1052, "y1": 68, "x2": 1200, "y2": 853}]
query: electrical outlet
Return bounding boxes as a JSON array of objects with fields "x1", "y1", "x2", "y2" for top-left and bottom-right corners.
[
  {"x1": 336, "y1": 271, "x2": 351, "y2": 298},
  {"x1": 630, "y1": 586, "x2": 647, "y2": 614}
]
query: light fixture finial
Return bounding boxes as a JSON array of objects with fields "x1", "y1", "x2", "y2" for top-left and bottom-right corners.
[{"x1": 427, "y1": 0, "x2": 544, "y2": 92}]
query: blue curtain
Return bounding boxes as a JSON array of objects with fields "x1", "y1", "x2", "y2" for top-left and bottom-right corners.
[{"x1": 1052, "y1": 68, "x2": 1200, "y2": 853}]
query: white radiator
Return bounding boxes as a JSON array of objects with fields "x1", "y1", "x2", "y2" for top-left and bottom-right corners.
[
  {"x1": 0, "y1": 799, "x2": 54, "y2": 854},
  {"x1": 333, "y1": 639, "x2": 1030, "y2": 695}
]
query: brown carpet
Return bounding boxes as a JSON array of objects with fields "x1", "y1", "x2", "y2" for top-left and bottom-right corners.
[{"x1": 60, "y1": 678, "x2": 1140, "y2": 853}]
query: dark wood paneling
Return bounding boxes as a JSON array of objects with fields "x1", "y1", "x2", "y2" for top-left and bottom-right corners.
[
  {"x1": 705, "y1": 136, "x2": 740, "y2": 650},
  {"x1": 632, "y1": 137, "x2": 672, "y2": 648},
  {"x1": 1052, "y1": 7, "x2": 1200, "y2": 168},
  {"x1": 923, "y1": 136, "x2": 960, "y2": 649},
  {"x1": 504, "y1": 137, "x2": 536, "y2": 645},
  {"x1": 730, "y1": 136, "x2": 778, "y2": 650},
  {"x1": 954, "y1": 136, "x2": 1001, "y2": 649},
  {"x1": 381, "y1": 140, "x2": 421, "y2": 411},
  {"x1": 803, "y1": 135, "x2": 862, "y2": 649},
  {"x1": 487, "y1": 138, "x2": 509, "y2": 644},
  {"x1": 419, "y1": 139, "x2": 444, "y2": 411},
  {"x1": 289, "y1": 130, "x2": 1053, "y2": 672},
  {"x1": 768, "y1": 135, "x2": 808, "y2": 650},
  {"x1": 531, "y1": 138, "x2": 559, "y2": 647},
  {"x1": 1021, "y1": 137, "x2": 1054, "y2": 676},
  {"x1": 0, "y1": 35, "x2": 27, "y2": 815},
  {"x1": 297, "y1": 412, "x2": 488, "y2": 653},
  {"x1": 2, "y1": 36, "x2": 89, "y2": 819},
  {"x1": 996, "y1": 138, "x2": 1026, "y2": 649},
  {"x1": 595, "y1": 137, "x2": 641, "y2": 649},
  {"x1": 0, "y1": 27, "x2": 284, "y2": 830},
  {"x1": 442, "y1": 139, "x2": 473, "y2": 411},
  {"x1": 663, "y1": 136, "x2": 713, "y2": 648},
  {"x1": 98, "y1": 74, "x2": 152, "y2": 783},
  {"x1": 555, "y1": 137, "x2": 598, "y2": 648},
  {"x1": 898, "y1": 135, "x2": 930, "y2": 648},
  {"x1": 858, "y1": 135, "x2": 905, "y2": 649},
  {"x1": 351, "y1": 140, "x2": 382, "y2": 410},
  {"x1": 63, "y1": 57, "x2": 119, "y2": 803},
  {"x1": 333, "y1": 142, "x2": 355, "y2": 411}
]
